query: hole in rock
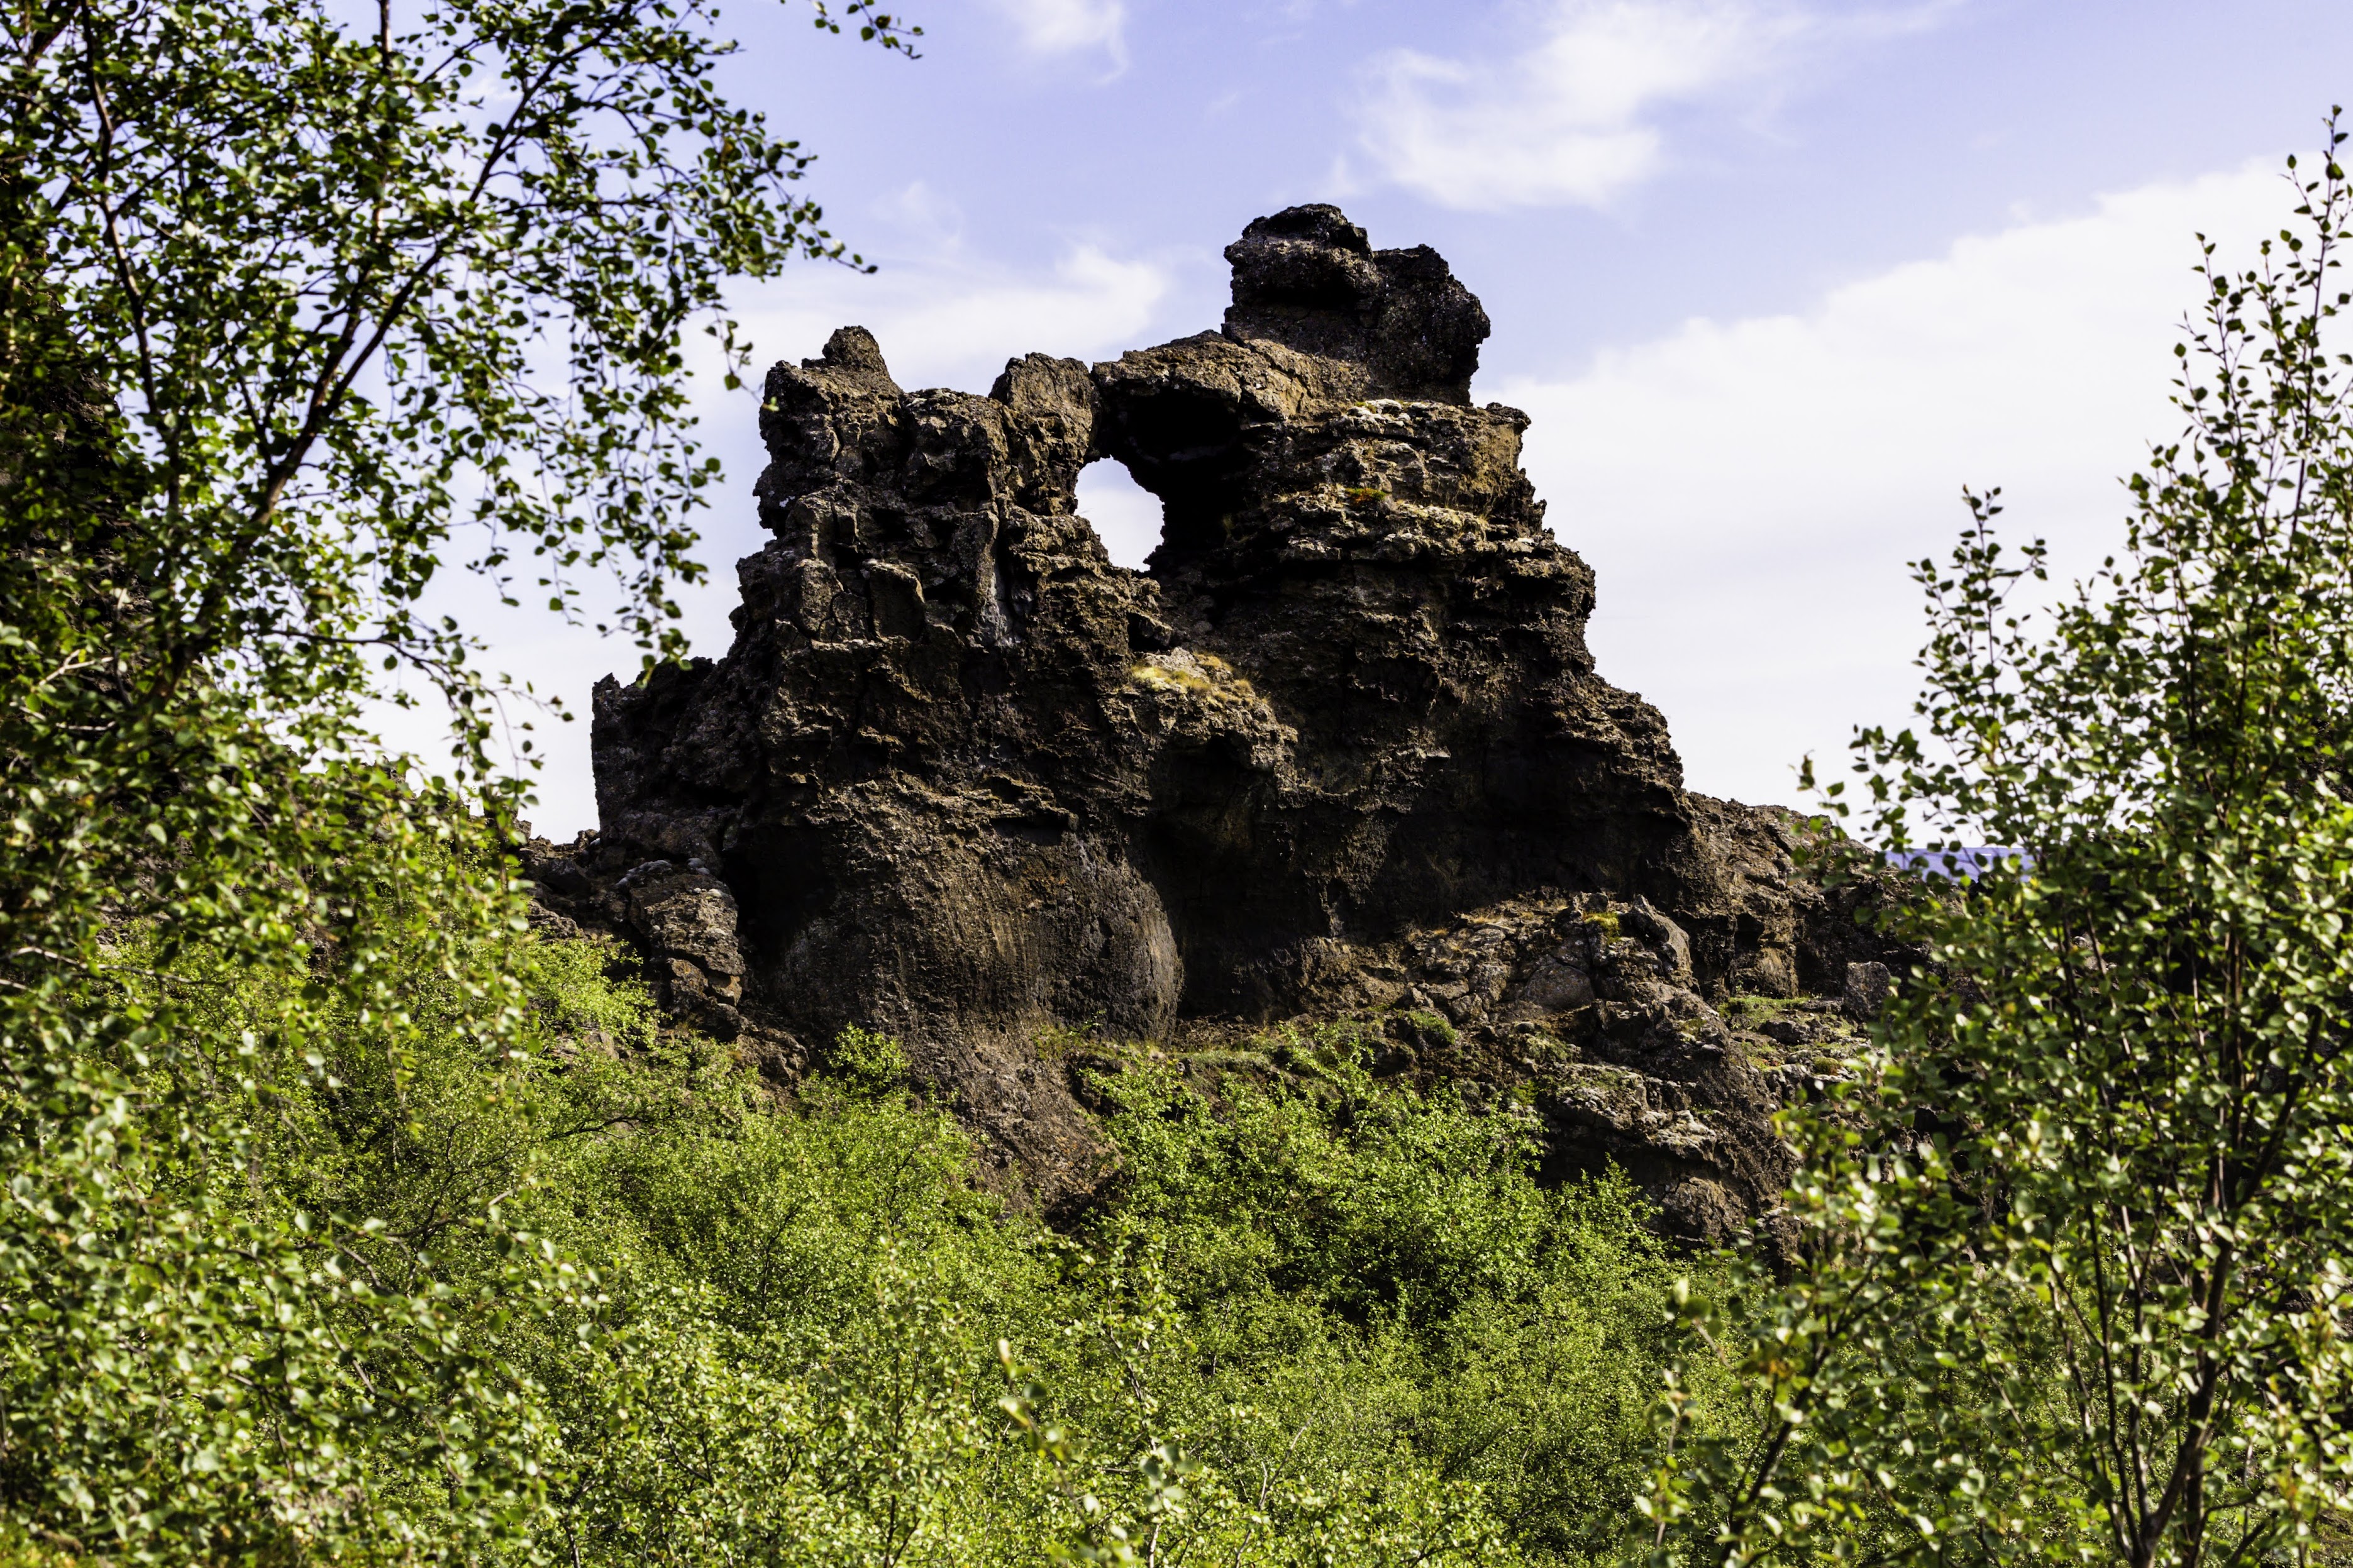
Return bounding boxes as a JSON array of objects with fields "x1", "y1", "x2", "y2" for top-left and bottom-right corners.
[{"x1": 1073, "y1": 457, "x2": 1165, "y2": 571}]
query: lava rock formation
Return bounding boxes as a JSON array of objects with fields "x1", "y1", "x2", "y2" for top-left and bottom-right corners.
[{"x1": 524, "y1": 204, "x2": 1912, "y2": 1238}]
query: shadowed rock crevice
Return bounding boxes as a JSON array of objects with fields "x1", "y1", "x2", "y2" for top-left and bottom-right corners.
[{"x1": 523, "y1": 206, "x2": 1915, "y2": 1238}]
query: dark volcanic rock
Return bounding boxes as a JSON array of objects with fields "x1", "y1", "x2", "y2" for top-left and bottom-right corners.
[
  {"x1": 1220, "y1": 203, "x2": 1489, "y2": 405},
  {"x1": 526, "y1": 206, "x2": 1917, "y2": 1231}
]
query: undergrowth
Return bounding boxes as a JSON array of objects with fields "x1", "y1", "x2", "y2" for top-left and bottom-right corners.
[{"x1": 236, "y1": 919, "x2": 1752, "y2": 1564}]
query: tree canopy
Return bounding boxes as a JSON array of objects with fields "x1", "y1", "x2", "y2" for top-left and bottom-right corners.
[
  {"x1": 0, "y1": 0, "x2": 914, "y2": 1552},
  {"x1": 1644, "y1": 121, "x2": 2353, "y2": 1568}
]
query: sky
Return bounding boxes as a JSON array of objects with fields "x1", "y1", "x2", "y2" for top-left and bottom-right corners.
[{"x1": 414, "y1": 0, "x2": 2353, "y2": 838}]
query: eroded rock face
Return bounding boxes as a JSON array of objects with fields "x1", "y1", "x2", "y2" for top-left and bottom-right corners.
[{"x1": 523, "y1": 205, "x2": 1913, "y2": 1234}]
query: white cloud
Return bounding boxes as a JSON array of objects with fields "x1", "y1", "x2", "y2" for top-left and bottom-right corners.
[
  {"x1": 1353, "y1": 0, "x2": 1951, "y2": 210},
  {"x1": 1354, "y1": 1, "x2": 1797, "y2": 209},
  {"x1": 988, "y1": 0, "x2": 1127, "y2": 66},
  {"x1": 1494, "y1": 158, "x2": 2294, "y2": 810},
  {"x1": 731, "y1": 242, "x2": 1171, "y2": 394}
]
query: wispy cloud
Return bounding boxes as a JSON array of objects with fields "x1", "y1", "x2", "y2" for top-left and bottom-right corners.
[
  {"x1": 1351, "y1": 1, "x2": 1929, "y2": 210},
  {"x1": 1495, "y1": 160, "x2": 2292, "y2": 807},
  {"x1": 987, "y1": 0, "x2": 1128, "y2": 69},
  {"x1": 872, "y1": 180, "x2": 967, "y2": 254},
  {"x1": 731, "y1": 242, "x2": 1171, "y2": 393}
]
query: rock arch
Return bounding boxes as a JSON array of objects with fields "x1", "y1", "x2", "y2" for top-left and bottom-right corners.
[{"x1": 526, "y1": 206, "x2": 1913, "y2": 1230}]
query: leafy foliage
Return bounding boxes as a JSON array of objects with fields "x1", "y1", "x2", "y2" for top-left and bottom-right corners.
[
  {"x1": 0, "y1": 0, "x2": 913, "y2": 1552},
  {"x1": 546, "y1": 1018, "x2": 1749, "y2": 1565},
  {"x1": 1048, "y1": 1035, "x2": 1745, "y2": 1566},
  {"x1": 35, "y1": 0, "x2": 2353, "y2": 1556},
  {"x1": 1645, "y1": 122, "x2": 2353, "y2": 1568},
  {"x1": 17, "y1": 904, "x2": 1739, "y2": 1565}
]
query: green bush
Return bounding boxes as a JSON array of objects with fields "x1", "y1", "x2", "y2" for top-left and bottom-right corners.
[
  {"x1": 1076, "y1": 1044, "x2": 1744, "y2": 1565},
  {"x1": 50, "y1": 896, "x2": 1737, "y2": 1565}
]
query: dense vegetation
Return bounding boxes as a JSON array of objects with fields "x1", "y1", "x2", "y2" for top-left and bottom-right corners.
[
  {"x1": 1, "y1": 870, "x2": 1744, "y2": 1563},
  {"x1": 13, "y1": 0, "x2": 2353, "y2": 1550}
]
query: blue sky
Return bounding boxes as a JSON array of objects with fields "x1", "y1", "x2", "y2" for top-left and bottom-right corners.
[{"x1": 433, "y1": 0, "x2": 2353, "y2": 836}]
